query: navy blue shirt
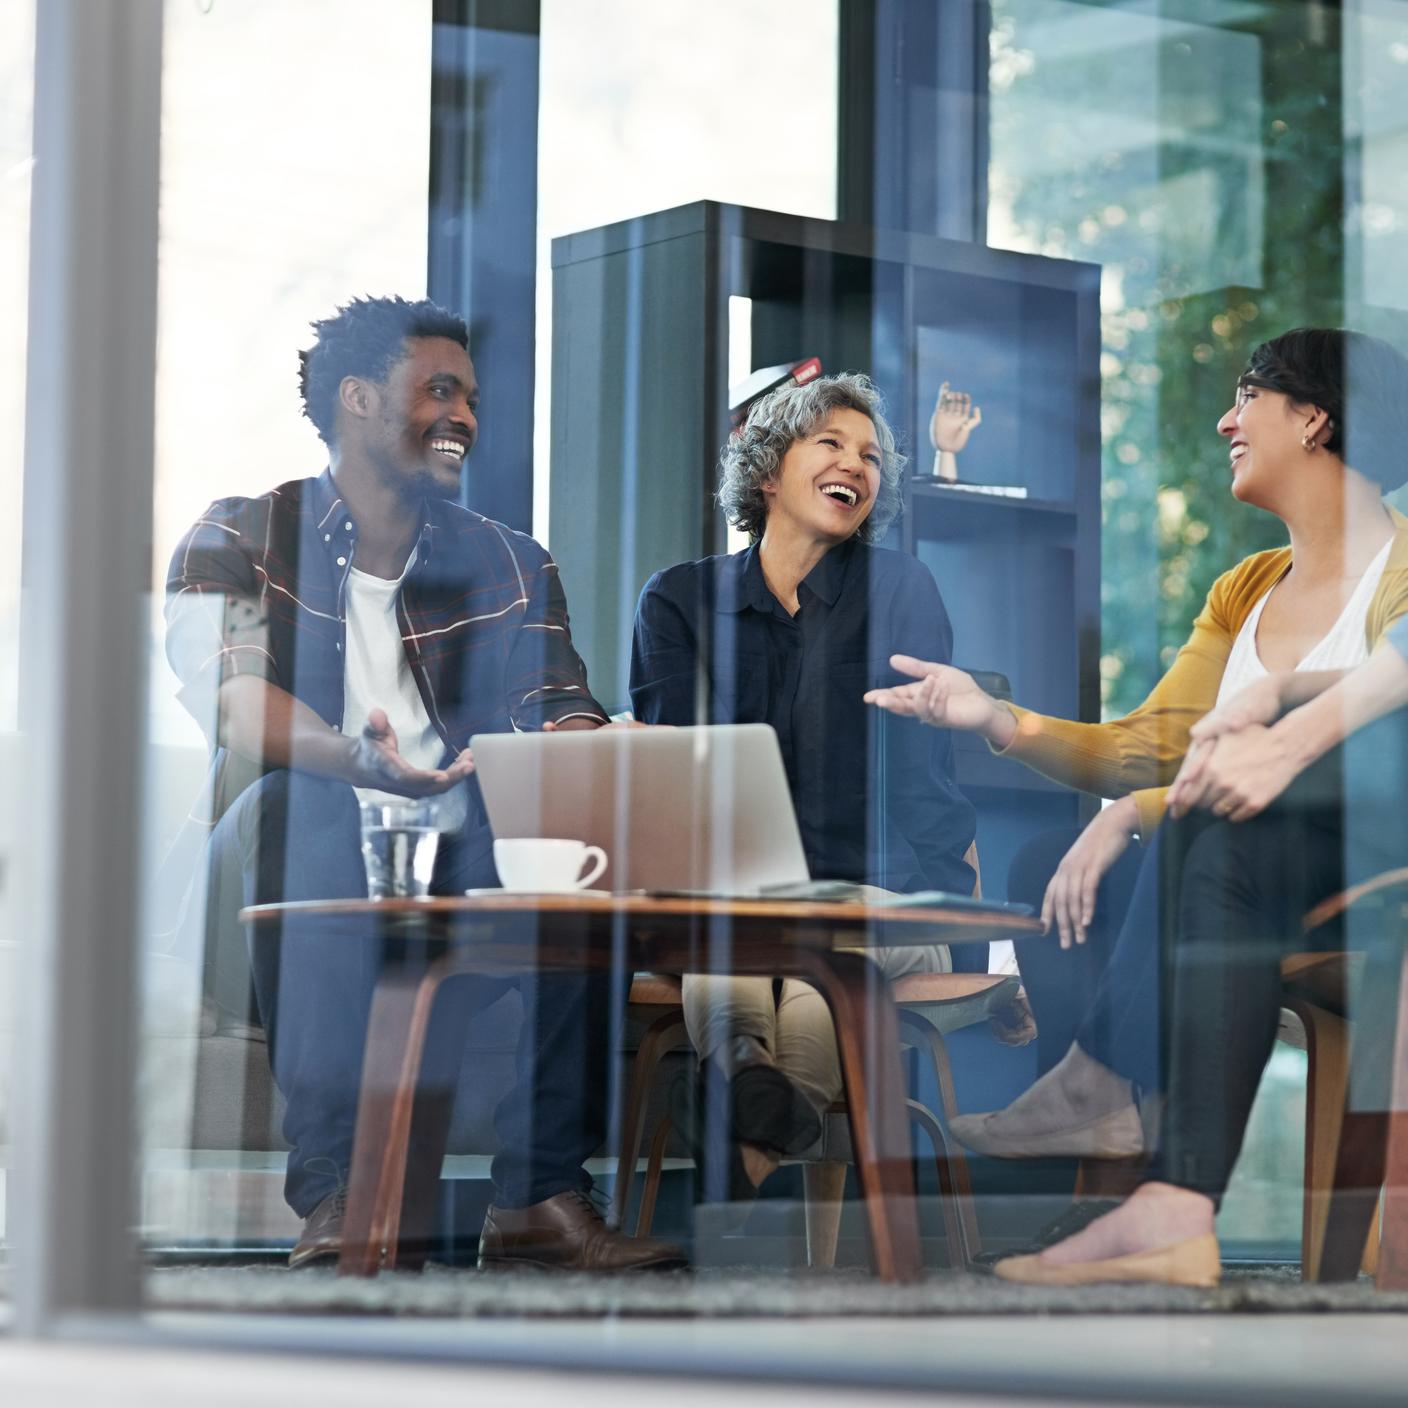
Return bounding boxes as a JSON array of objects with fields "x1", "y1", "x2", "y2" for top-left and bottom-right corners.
[{"x1": 630, "y1": 538, "x2": 976, "y2": 895}]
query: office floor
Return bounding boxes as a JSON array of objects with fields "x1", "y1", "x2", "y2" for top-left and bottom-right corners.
[{"x1": 4, "y1": 1310, "x2": 1404, "y2": 1408}]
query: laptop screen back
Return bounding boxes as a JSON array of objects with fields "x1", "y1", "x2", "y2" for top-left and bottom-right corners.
[{"x1": 469, "y1": 723, "x2": 810, "y2": 894}]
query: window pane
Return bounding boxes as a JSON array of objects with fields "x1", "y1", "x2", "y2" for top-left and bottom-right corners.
[
  {"x1": 0, "y1": 0, "x2": 35, "y2": 1301},
  {"x1": 12, "y1": 0, "x2": 1408, "y2": 1395},
  {"x1": 989, "y1": 0, "x2": 1408, "y2": 1267},
  {"x1": 138, "y1": 0, "x2": 432, "y2": 1270},
  {"x1": 534, "y1": 0, "x2": 838, "y2": 542}
]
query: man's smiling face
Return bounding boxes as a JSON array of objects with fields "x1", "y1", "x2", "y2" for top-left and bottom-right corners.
[{"x1": 366, "y1": 335, "x2": 479, "y2": 499}]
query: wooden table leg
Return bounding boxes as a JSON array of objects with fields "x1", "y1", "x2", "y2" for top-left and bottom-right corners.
[
  {"x1": 339, "y1": 969, "x2": 446, "y2": 1277},
  {"x1": 798, "y1": 947, "x2": 922, "y2": 1283}
]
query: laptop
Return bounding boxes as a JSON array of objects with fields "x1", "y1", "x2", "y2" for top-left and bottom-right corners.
[
  {"x1": 471, "y1": 723, "x2": 1034, "y2": 916},
  {"x1": 470, "y1": 723, "x2": 810, "y2": 896}
]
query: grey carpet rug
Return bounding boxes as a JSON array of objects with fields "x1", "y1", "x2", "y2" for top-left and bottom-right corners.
[{"x1": 145, "y1": 1264, "x2": 1408, "y2": 1318}]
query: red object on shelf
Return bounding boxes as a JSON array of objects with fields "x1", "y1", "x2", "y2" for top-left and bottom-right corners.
[{"x1": 729, "y1": 356, "x2": 823, "y2": 430}]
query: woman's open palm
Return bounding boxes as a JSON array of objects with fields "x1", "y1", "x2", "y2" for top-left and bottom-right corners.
[{"x1": 865, "y1": 656, "x2": 1004, "y2": 735}]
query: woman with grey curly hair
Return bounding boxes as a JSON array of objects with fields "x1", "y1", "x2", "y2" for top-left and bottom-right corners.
[
  {"x1": 718, "y1": 372, "x2": 908, "y2": 545},
  {"x1": 629, "y1": 372, "x2": 976, "y2": 1206}
]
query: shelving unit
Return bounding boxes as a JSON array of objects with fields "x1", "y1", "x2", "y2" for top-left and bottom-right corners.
[{"x1": 549, "y1": 200, "x2": 1102, "y2": 896}]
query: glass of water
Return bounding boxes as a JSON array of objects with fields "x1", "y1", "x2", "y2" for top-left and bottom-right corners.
[{"x1": 359, "y1": 798, "x2": 441, "y2": 900}]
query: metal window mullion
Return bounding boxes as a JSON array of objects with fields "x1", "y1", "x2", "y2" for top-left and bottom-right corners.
[{"x1": 12, "y1": 0, "x2": 164, "y2": 1332}]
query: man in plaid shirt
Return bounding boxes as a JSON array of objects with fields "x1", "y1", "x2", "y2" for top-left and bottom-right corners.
[{"x1": 166, "y1": 296, "x2": 683, "y2": 1272}]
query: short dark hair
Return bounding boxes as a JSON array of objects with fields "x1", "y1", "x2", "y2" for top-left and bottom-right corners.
[
  {"x1": 1239, "y1": 327, "x2": 1408, "y2": 492},
  {"x1": 298, "y1": 295, "x2": 469, "y2": 445},
  {"x1": 718, "y1": 372, "x2": 907, "y2": 543}
]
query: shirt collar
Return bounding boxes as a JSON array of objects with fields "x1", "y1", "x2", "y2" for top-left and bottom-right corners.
[
  {"x1": 314, "y1": 468, "x2": 438, "y2": 568},
  {"x1": 720, "y1": 537, "x2": 858, "y2": 615},
  {"x1": 714, "y1": 543, "x2": 772, "y2": 615},
  {"x1": 799, "y1": 536, "x2": 856, "y2": 607}
]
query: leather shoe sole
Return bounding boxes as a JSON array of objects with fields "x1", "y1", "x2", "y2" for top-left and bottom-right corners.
[
  {"x1": 478, "y1": 1191, "x2": 687, "y2": 1273},
  {"x1": 288, "y1": 1189, "x2": 346, "y2": 1270},
  {"x1": 478, "y1": 1246, "x2": 685, "y2": 1272}
]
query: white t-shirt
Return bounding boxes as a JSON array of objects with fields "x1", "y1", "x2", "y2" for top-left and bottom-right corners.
[
  {"x1": 341, "y1": 550, "x2": 466, "y2": 830},
  {"x1": 1215, "y1": 539, "x2": 1393, "y2": 707}
]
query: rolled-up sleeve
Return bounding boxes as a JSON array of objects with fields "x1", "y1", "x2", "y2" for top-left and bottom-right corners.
[
  {"x1": 505, "y1": 555, "x2": 608, "y2": 730},
  {"x1": 165, "y1": 507, "x2": 277, "y2": 732}
]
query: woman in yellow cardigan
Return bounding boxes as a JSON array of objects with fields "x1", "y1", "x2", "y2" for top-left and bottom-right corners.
[{"x1": 867, "y1": 327, "x2": 1408, "y2": 1283}]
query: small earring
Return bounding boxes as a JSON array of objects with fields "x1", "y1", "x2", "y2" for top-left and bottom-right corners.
[{"x1": 1301, "y1": 433, "x2": 1317, "y2": 452}]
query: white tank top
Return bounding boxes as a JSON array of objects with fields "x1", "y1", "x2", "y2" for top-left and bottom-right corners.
[{"x1": 1215, "y1": 539, "x2": 1393, "y2": 707}]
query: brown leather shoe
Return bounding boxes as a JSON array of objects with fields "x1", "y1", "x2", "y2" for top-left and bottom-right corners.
[
  {"x1": 478, "y1": 1190, "x2": 687, "y2": 1272},
  {"x1": 289, "y1": 1188, "x2": 345, "y2": 1269}
]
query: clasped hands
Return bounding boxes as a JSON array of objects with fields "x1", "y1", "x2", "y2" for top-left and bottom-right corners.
[{"x1": 1165, "y1": 674, "x2": 1299, "y2": 822}]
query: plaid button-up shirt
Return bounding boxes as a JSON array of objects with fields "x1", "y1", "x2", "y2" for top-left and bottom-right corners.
[{"x1": 166, "y1": 469, "x2": 607, "y2": 824}]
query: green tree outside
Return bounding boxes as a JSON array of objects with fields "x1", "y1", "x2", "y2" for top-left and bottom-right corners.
[{"x1": 990, "y1": 0, "x2": 1345, "y2": 715}]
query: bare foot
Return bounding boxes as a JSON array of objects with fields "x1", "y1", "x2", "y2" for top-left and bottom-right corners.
[
  {"x1": 1039, "y1": 1182, "x2": 1215, "y2": 1266},
  {"x1": 740, "y1": 1141, "x2": 780, "y2": 1188}
]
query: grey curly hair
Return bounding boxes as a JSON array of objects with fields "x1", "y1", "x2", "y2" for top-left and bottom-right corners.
[{"x1": 718, "y1": 372, "x2": 907, "y2": 544}]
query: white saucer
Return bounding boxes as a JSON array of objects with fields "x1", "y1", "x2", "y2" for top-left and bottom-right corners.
[{"x1": 462, "y1": 887, "x2": 615, "y2": 900}]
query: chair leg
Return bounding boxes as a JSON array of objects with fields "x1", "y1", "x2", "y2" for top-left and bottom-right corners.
[
  {"x1": 611, "y1": 1007, "x2": 687, "y2": 1230},
  {"x1": 803, "y1": 1161, "x2": 848, "y2": 1268},
  {"x1": 1377, "y1": 954, "x2": 1408, "y2": 1290},
  {"x1": 1071, "y1": 1157, "x2": 1146, "y2": 1201},
  {"x1": 1362, "y1": 1191, "x2": 1383, "y2": 1279},
  {"x1": 905, "y1": 1098, "x2": 970, "y2": 1269},
  {"x1": 899, "y1": 1013, "x2": 981, "y2": 1258},
  {"x1": 1284, "y1": 999, "x2": 1351, "y2": 1281},
  {"x1": 636, "y1": 1112, "x2": 673, "y2": 1237},
  {"x1": 1318, "y1": 947, "x2": 1408, "y2": 1282}
]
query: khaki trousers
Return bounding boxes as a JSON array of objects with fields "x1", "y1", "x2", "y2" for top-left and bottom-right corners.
[{"x1": 682, "y1": 941, "x2": 951, "y2": 1114}]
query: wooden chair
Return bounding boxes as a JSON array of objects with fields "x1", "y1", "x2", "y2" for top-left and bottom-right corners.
[
  {"x1": 1073, "y1": 880, "x2": 1407, "y2": 1281},
  {"x1": 1288, "y1": 867, "x2": 1408, "y2": 1287},
  {"x1": 1277, "y1": 951, "x2": 1374, "y2": 1279},
  {"x1": 611, "y1": 843, "x2": 1023, "y2": 1270}
]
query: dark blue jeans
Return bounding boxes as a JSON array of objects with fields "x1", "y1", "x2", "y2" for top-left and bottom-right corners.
[{"x1": 213, "y1": 769, "x2": 619, "y2": 1217}]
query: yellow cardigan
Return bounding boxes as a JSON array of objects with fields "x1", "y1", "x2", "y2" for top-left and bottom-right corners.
[{"x1": 996, "y1": 507, "x2": 1408, "y2": 837}]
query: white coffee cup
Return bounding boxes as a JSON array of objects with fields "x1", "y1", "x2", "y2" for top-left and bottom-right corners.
[{"x1": 493, "y1": 837, "x2": 608, "y2": 893}]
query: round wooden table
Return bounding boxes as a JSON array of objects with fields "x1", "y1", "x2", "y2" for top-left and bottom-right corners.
[{"x1": 242, "y1": 892, "x2": 1041, "y2": 1281}]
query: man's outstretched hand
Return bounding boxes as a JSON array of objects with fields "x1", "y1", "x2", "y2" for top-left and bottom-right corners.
[{"x1": 350, "y1": 707, "x2": 474, "y2": 796}]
